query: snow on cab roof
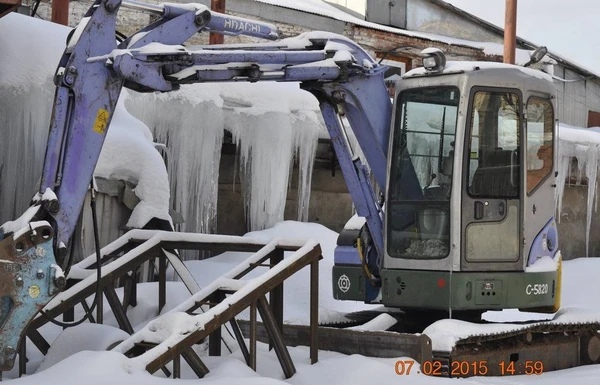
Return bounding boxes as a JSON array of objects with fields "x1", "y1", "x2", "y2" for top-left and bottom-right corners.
[{"x1": 403, "y1": 61, "x2": 555, "y2": 83}]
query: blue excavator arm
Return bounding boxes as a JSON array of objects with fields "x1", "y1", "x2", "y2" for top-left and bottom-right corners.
[{"x1": 0, "y1": 0, "x2": 391, "y2": 371}]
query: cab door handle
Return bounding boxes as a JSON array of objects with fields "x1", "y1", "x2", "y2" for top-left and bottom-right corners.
[{"x1": 474, "y1": 201, "x2": 484, "y2": 220}]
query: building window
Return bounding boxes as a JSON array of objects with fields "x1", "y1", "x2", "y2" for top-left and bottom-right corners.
[
  {"x1": 379, "y1": 58, "x2": 407, "y2": 98},
  {"x1": 588, "y1": 110, "x2": 600, "y2": 128}
]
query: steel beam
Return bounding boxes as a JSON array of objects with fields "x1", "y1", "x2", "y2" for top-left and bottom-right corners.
[
  {"x1": 269, "y1": 249, "x2": 284, "y2": 351},
  {"x1": 257, "y1": 296, "x2": 295, "y2": 378},
  {"x1": 310, "y1": 259, "x2": 319, "y2": 364},
  {"x1": 104, "y1": 285, "x2": 134, "y2": 334},
  {"x1": 181, "y1": 348, "x2": 209, "y2": 378},
  {"x1": 249, "y1": 302, "x2": 257, "y2": 371},
  {"x1": 229, "y1": 319, "x2": 250, "y2": 365}
]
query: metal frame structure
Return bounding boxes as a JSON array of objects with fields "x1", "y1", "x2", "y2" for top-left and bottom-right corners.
[{"x1": 20, "y1": 230, "x2": 321, "y2": 379}]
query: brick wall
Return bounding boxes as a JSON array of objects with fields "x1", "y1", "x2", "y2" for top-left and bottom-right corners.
[
  {"x1": 24, "y1": 0, "x2": 491, "y2": 65},
  {"x1": 23, "y1": 0, "x2": 312, "y2": 44}
]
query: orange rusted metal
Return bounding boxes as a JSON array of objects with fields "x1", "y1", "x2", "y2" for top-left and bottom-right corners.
[
  {"x1": 209, "y1": 0, "x2": 225, "y2": 44},
  {"x1": 51, "y1": 0, "x2": 68, "y2": 25},
  {"x1": 503, "y1": 0, "x2": 517, "y2": 64}
]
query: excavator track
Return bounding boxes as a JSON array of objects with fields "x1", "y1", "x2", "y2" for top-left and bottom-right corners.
[
  {"x1": 437, "y1": 321, "x2": 600, "y2": 377},
  {"x1": 238, "y1": 314, "x2": 600, "y2": 378}
]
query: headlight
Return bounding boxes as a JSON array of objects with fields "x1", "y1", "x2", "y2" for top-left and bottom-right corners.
[{"x1": 421, "y1": 48, "x2": 446, "y2": 72}]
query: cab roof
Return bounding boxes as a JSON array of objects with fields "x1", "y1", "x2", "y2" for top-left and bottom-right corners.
[{"x1": 403, "y1": 61, "x2": 554, "y2": 85}]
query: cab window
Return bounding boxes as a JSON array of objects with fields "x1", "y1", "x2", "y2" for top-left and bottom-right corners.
[
  {"x1": 467, "y1": 91, "x2": 521, "y2": 198},
  {"x1": 526, "y1": 98, "x2": 554, "y2": 194}
]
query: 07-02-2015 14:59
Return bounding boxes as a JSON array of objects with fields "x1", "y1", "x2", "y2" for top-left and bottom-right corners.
[{"x1": 394, "y1": 359, "x2": 544, "y2": 376}]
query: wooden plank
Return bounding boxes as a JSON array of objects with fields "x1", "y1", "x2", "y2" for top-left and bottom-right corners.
[{"x1": 237, "y1": 321, "x2": 432, "y2": 364}]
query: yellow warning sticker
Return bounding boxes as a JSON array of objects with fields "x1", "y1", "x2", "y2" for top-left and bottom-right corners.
[
  {"x1": 93, "y1": 108, "x2": 109, "y2": 134},
  {"x1": 29, "y1": 285, "x2": 40, "y2": 299}
]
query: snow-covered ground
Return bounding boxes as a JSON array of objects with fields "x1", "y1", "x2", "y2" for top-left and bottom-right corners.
[{"x1": 2, "y1": 220, "x2": 600, "y2": 384}]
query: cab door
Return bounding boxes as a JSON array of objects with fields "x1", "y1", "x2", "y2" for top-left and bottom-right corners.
[
  {"x1": 522, "y1": 95, "x2": 557, "y2": 266},
  {"x1": 461, "y1": 87, "x2": 523, "y2": 271}
]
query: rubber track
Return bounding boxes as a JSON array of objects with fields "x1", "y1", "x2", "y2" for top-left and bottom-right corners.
[{"x1": 454, "y1": 321, "x2": 600, "y2": 347}]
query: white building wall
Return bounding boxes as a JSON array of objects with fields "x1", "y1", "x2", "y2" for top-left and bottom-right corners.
[
  {"x1": 553, "y1": 64, "x2": 600, "y2": 128},
  {"x1": 324, "y1": 0, "x2": 366, "y2": 17},
  {"x1": 406, "y1": 0, "x2": 503, "y2": 43}
]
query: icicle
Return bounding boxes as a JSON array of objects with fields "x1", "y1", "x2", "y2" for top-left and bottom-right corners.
[
  {"x1": 291, "y1": 110, "x2": 320, "y2": 222},
  {"x1": 124, "y1": 85, "x2": 224, "y2": 237},
  {"x1": 227, "y1": 109, "x2": 294, "y2": 231},
  {"x1": 222, "y1": 83, "x2": 321, "y2": 231},
  {"x1": 557, "y1": 123, "x2": 600, "y2": 257},
  {"x1": 584, "y1": 146, "x2": 598, "y2": 257},
  {"x1": 0, "y1": 82, "x2": 55, "y2": 225}
]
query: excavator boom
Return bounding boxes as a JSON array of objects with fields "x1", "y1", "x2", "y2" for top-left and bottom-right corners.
[{"x1": 0, "y1": 0, "x2": 391, "y2": 370}]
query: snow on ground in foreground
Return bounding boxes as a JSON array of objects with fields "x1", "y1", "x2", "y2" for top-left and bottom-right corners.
[
  {"x1": 5, "y1": 222, "x2": 600, "y2": 384},
  {"x1": 172, "y1": 221, "x2": 377, "y2": 325}
]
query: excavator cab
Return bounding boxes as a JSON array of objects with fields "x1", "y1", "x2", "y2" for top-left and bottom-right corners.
[{"x1": 334, "y1": 54, "x2": 561, "y2": 315}]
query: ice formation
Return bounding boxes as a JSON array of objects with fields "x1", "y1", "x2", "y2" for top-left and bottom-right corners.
[
  {"x1": 222, "y1": 82, "x2": 321, "y2": 230},
  {"x1": 0, "y1": 15, "x2": 66, "y2": 225},
  {"x1": 1, "y1": 13, "x2": 324, "y2": 246},
  {"x1": 123, "y1": 85, "x2": 225, "y2": 234},
  {"x1": 0, "y1": 14, "x2": 170, "y2": 232},
  {"x1": 556, "y1": 123, "x2": 600, "y2": 257},
  {"x1": 126, "y1": 81, "x2": 323, "y2": 235}
]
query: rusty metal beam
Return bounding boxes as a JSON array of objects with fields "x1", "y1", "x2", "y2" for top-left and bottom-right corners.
[
  {"x1": 26, "y1": 329, "x2": 50, "y2": 356},
  {"x1": 18, "y1": 336, "x2": 25, "y2": 377},
  {"x1": 158, "y1": 255, "x2": 166, "y2": 314},
  {"x1": 51, "y1": 0, "x2": 68, "y2": 25},
  {"x1": 104, "y1": 285, "x2": 134, "y2": 334},
  {"x1": 209, "y1": 0, "x2": 225, "y2": 44},
  {"x1": 269, "y1": 249, "x2": 284, "y2": 351},
  {"x1": 249, "y1": 302, "x2": 257, "y2": 371},
  {"x1": 0, "y1": 2, "x2": 19, "y2": 19},
  {"x1": 181, "y1": 348, "x2": 209, "y2": 378},
  {"x1": 208, "y1": 291, "x2": 225, "y2": 356},
  {"x1": 310, "y1": 259, "x2": 318, "y2": 364},
  {"x1": 172, "y1": 354, "x2": 180, "y2": 379},
  {"x1": 503, "y1": 0, "x2": 517, "y2": 64},
  {"x1": 128, "y1": 239, "x2": 302, "y2": 253},
  {"x1": 257, "y1": 296, "x2": 295, "y2": 378},
  {"x1": 229, "y1": 319, "x2": 250, "y2": 365}
]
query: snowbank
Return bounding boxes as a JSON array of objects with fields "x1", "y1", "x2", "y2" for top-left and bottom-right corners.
[
  {"x1": 36, "y1": 323, "x2": 130, "y2": 373},
  {"x1": 96, "y1": 95, "x2": 172, "y2": 227}
]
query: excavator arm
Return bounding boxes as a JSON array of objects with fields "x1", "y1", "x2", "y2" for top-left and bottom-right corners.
[{"x1": 0, "y1": 0, "x2": 391, "y2": 370}]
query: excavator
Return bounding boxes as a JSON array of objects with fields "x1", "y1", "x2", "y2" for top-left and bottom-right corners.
[{"x1": 0, "y1": 0, "x2": 595, "y2": 377}]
